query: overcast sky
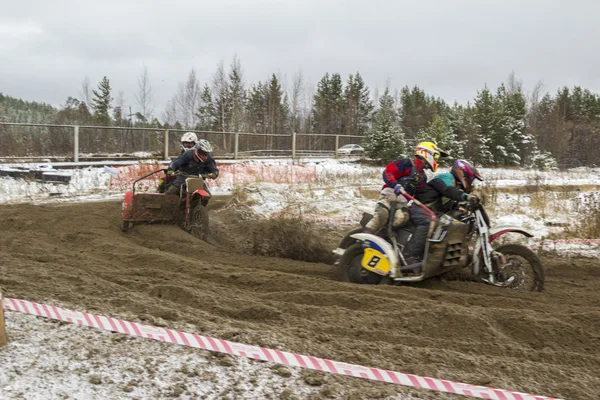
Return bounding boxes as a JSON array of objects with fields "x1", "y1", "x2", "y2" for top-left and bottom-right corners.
[{"x1": 1, "y1": 0, "x2": 599, "y2": 118}]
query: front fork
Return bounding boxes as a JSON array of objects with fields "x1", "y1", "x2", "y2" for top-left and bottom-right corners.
[
  {"x1": 475, "y1": 211, "x2": 505, "y2": 285},
  {"x1": 478, "y1": 227, "x2": 512, "y2": 286}
]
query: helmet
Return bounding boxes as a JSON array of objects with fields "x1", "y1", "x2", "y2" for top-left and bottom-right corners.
[
  {"x1": 196, "y1": 139, "x2": 213, "y2": 153},
  {"x1": 414, "y1": 141, "x2": 449, "y2": 172},
  {"x1": 451, "y1": 159, "x2": 484, "y2": 193},
  {"x1": 180, "y1": 131, "x2": 198, "y2": 151},
  {"x1": 193, "y1": 139, "x2": 213, "y2": 162}
]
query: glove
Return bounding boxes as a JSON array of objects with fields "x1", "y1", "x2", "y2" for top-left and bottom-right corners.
[
  {"x1": 206, "y1": 172, "x2": 218, "y2": 179},
  {"x1": 393, "y1": 184, "x2": 404, "y2": 196},
  {"x1": 466, "y1": 194, "x2": 479, "y2": 205},
  {"x1": 166, "y1": 170, "x2": 174, "y2": 176}
]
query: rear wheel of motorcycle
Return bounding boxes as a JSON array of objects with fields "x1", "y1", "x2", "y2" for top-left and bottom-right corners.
[
  {"x1": 190, "y1": 204, "x2": 209, "y2": 241},
  {"x1": 494, "y1": 244, "x2": 544, "y2": 292},
  {"x1": 339, "y1": 243, "x2": 383, "y2": 285}
]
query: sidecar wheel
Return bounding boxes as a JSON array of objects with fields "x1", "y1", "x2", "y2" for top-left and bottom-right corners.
[
  {"x1": 339, "y1": 243, "x2": 383, "y2": 285},
  {"x1": 494, "y1": 244, "x2": 544, "y2": 292}
]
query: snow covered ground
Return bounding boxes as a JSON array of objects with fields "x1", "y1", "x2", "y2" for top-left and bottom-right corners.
[{"x1": 3, "y1": 310, "x2": 418, "y2": 400}]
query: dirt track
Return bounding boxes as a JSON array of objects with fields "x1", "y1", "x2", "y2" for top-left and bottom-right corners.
[{"x1": 0, "y1": 200, "x2": 598, "y2": 399}]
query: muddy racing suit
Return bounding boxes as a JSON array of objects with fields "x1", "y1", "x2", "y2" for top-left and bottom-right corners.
[
  {"x1": 403, "y1": 172, "x2": 469, "y2": 261},
  {"x1": 364, "y1": 158, "x2": 428, "y2": 233},
  {"x1": 164, "y1": 150, "x2": 219, "y2": 196}
]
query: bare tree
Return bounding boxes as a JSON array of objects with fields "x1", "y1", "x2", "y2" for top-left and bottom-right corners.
[
  {"x1": 80, "y1": 76, "x2": 92, "y2": 110},
  {"x1": 183, "y1": 68, "x2": 201, "y2": 128},
  {"x1": 290, "y1": 70, "x2": 304, "y2": 133},
  {"x1": 172, "y1": 68, "x2": 201, "y2": 128},
  {"x1": 212, "y1": 60, "x2": 229, "y2": 149},
  {"x1": 228, "y1": 54, "x2": 246, "y2": 134},
  {"x1": 113, "y1": 91, "x2": 127, "y2": 151},
  {"x1": 114, "y1": 91, "x2": 126, "y2": 123},
  {"x1": 529, "y1": 80, "x2": 546, "y2": 110},
  {"x1": 162, "y1": 98, "x2": 178, "y2": 126},
  {"x1": 302, "y1": 78, "x2": 315, "y2": 133},
  {"x1": 506, "y1": 70, "x2": 523, "y2": 94},
  {"x1": 527, "y1": 80, "x2": 546, "y2": 142},
  {"x1": 135, "y1": 64, "x2": 155, "y2": 123}
]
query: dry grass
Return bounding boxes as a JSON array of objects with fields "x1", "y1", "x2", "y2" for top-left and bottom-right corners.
[
  {"x1": 230, "y1": 187, "x2": 257, "y2": 206},
  {"x1": 249, "y1": 214, "x2": 336, "y2": 264},
  {"x1": 570, "y1": 198, "x2": 600, "y2": 239}
]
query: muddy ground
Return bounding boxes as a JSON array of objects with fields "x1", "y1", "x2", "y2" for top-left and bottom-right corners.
[{"x1": 0, "y1": 200, "x2": 598, "y2": 399}]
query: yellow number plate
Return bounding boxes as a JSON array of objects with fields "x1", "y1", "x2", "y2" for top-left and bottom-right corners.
[{"x1": 361, "y1": 247, "x2": 391, "y2": 275}]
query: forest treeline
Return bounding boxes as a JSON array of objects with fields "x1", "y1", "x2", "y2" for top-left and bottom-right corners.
[{"x1": 1, "y1": 57, "x2": 599, "y2": 168}]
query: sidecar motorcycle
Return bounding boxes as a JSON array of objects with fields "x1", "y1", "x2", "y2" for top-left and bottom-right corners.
[
  {"x1": 334, "y1": 189, "x2": 544, "y2": 292},
  {"x1": 120, "y1": 169, "x2": 212, "y2": 240}
]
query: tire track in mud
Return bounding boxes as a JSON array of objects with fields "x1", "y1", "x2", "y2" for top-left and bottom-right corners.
[{"x1": 0, "y1": 200, "x2": 598, "y2": 399}]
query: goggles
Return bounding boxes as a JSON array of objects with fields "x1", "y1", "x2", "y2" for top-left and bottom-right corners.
[{"x1": 182, "y1": 141, "x2": 195, "y2": 148}]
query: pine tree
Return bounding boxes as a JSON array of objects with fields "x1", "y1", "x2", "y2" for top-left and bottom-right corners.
[
  {"x1": 228, "y1": 55, "x2": 246, "y2": 133},
  {"x1": 448, "y1": 103, "x2": 477, "y2": 162},
  {"x1": 494, "y1": 83, "x2": 528, "y2": 165},
  {"x1": 417, "y1": 114, "x2": 463, "y2": 162},
  {"x1": 364, "y1": 88, "x2": 405, "y2": 163},
  {"x1": 212, "y1": 60, "x2": 230, "y2": 134},
  {"x1": 399, "y1": 86, "x2": 449, "y2": 139},
  {"x1": 312, "y1": 72, "x2": 345, "y2": 136},
  {"x1": 246, "y1": 82, "x2": 266, "y2": 133},
  {"x1": 472, "y1": 87, "x2": 495, "y2": 165},
  {"x1": 343, "y1": 72, "x2": 374, "y2": 135},
  {"x1": 264, "y1": 74, "x2": 287, "y2": 135},
  {"x1": 91, "y1": 76, "x2": 113, "y2": 125},
  {"x1": 196, "y1": 84, "x2": 215, "y2": 131}
]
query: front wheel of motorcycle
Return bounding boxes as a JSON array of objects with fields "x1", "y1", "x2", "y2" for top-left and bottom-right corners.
[
  {"x1": 494, "y1": 244, "x2": 545, "y2": 292},
  {"x1": 189, "y1": 204, "x2": 209, "y2": 241},
  {"x1": 338, "y1": 243, "x2": 383, "y2": 285}
]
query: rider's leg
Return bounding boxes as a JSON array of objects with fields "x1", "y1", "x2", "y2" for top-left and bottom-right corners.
[
  {"x1": 364, "y1": 188, "x2": 409, "y2": 234},
  {"x1": 403, "y1": 205, "x2": 432, "y2": 262},
  {"x1": 363, "y1": 188, "x2": 395, "y2": 233},
  {"x1": 363, "y1": 203, "x2": 389, "y2": 234},
  {"x1": 165, "y1": 176, "x2": 185, "y2": 195}
]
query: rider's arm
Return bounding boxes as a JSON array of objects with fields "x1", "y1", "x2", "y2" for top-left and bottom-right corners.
[
  {"x1": 168, "y1": 151, "x2": 192, "y2": 171},
  {"x1": 382, "y1": 159, "x2": 412, "y2": 187},
  {"x1": 204, "y1": 156, "x2": 219, "y2": 178},
  {"x1": 429, "y1": 177, "x2": 467, "y2": 202}
]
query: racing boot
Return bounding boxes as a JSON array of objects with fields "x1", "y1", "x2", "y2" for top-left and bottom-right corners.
[
  {"x1": 401, "y1": 255, "x2": 423, "y2": 274},
  {"x1": 165, "y1": 184, "x2": 180, "y2": 195}
]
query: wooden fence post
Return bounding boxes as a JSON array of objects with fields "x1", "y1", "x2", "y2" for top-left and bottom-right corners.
[
  {"x1": 164, "y1": 129, "x2": 170, "y2": 161},
  {"x1": 73, "y1": 125, "x2": 80, "y2": 163},
  {"x1": 0, "y1": 292, "x2": 7, "y2": 347},
  {"x1": 234, "y1": 132, "x2": 239, "y2": 160}
]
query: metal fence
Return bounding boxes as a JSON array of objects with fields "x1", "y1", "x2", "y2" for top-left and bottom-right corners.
[{"x1": 0, "y1": 122, "x2": 365, "y2": 162}]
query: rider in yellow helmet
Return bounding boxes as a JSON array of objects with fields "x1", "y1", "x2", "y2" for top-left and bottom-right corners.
[{"x1": 363, "y1": 141, "x2": 448, "y2": 234}]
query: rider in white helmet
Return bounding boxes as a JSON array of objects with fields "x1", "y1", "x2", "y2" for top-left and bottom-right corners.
[
  {"x1": 180, "y1": 131, "x2": 198, "y2": 154},
  {"x1": 164, "y1": 139, "x2": 219, "y2": 196}
]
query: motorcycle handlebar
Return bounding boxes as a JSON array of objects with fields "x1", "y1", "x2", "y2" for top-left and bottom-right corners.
[
  {"x1": 398, "y1": 187, "x2": 437, "y2": 222},
  {"x1": 164, "y1": 170, "x2": 209, "y2": 179}
]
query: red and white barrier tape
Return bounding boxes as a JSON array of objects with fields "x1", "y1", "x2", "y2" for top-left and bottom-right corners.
[
  {"x1": 268, "y1": 210, "x2": 357, "y2": 225},
  {"x1": 542, "y1": 238, "x2": 600, "y2": 244},
  {"x1": 213, "y1": 202, "x2": 236, "y2": 214},
  {"x1": 299, "y1": 216, "x2": 355, "y2": 224},
  {"x1": 2, "y1": 297, "x2": 560, "y2": 400}
]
